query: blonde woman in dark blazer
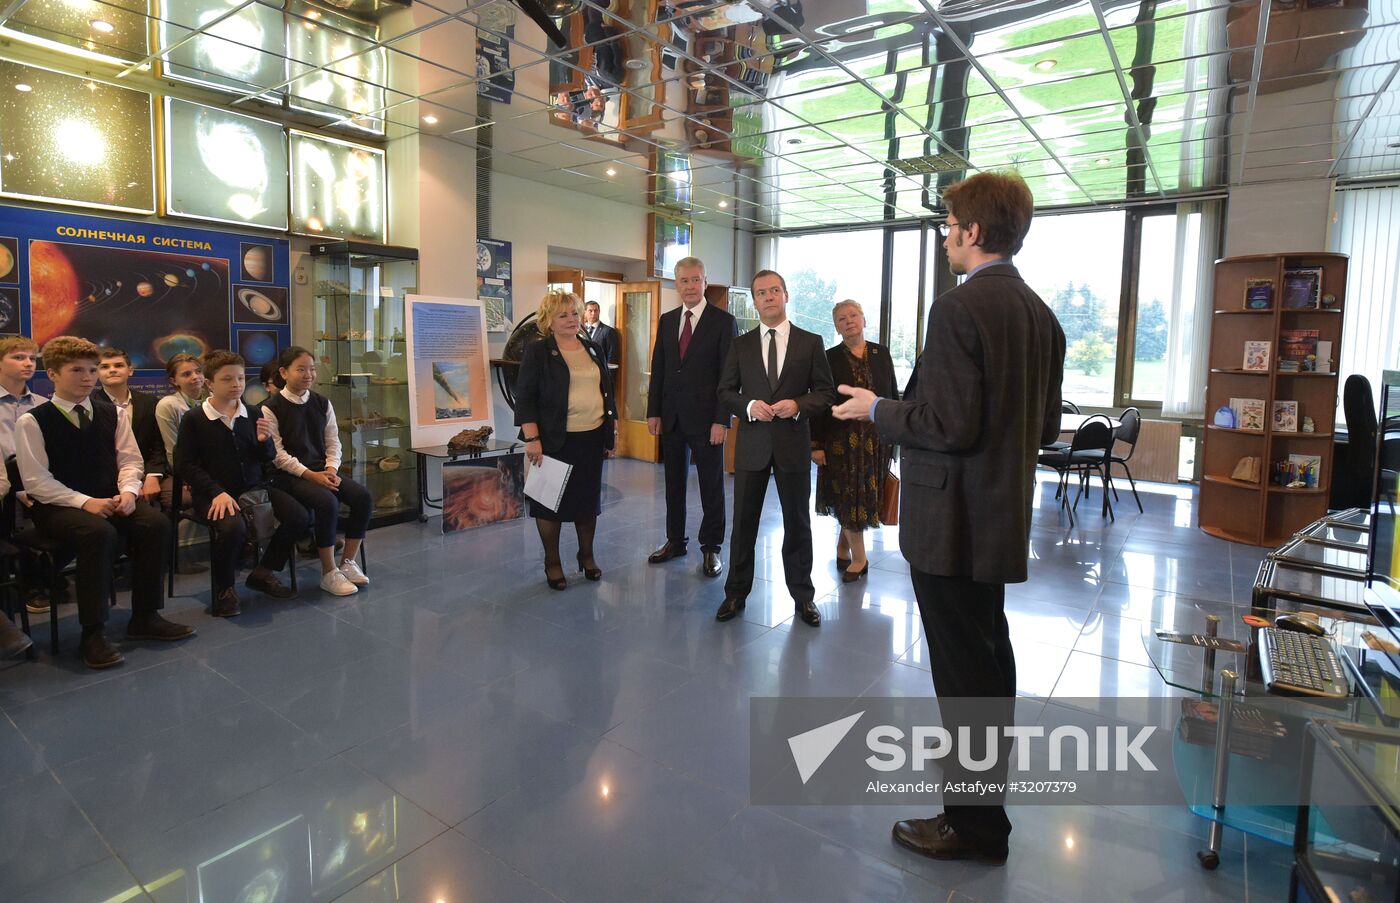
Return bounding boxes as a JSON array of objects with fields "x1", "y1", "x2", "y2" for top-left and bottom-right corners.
[{"x1": 515, "y1": 292, "x2": 617, "y2": 590}]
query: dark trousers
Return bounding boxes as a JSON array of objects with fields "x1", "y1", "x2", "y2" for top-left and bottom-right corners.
[
  {"x1": 202, "y1": 488, "x2": 308, "y2": 590},
  {"x1": 30, "y1": 501, "x2": 168, "y2": 627},
  {"x1": 661, "y1": 427, "x2": 726, "y2": 552},
  {"x1": 725, "y1": 461, "x2": 814, "y2": 604},
  {"x1": 274, "y1": 475, "x2": 372, "y2": 548},
  {"x1": 910, "y1": 569, "x2": 1015, "y2": 848}
]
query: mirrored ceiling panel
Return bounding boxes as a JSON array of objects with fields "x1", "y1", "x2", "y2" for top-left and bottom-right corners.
[
  {"x1": 160, "y1": 0, "x2": 289, "y2": 96},
  {"x1": 2, "y1": 0, "x2": 149, "y2": 64}
]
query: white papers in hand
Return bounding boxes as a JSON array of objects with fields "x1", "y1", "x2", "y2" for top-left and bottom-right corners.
[{"x1": 523, "y1": 454, "x2": 573, "y2": 511}]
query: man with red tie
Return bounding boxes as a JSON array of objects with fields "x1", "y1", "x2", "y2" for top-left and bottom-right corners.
[{"x1": 646, "y1": 256, "x2": 738, "y2": 578}]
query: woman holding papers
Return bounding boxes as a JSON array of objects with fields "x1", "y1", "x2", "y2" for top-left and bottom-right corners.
[{"x1": 516, "y1": 291, "x2": 618, "y2": 590}]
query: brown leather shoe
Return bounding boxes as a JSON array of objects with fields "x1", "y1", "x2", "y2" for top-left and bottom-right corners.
[
  {"x1": 79, "y1": 630, "x2": 123, "y2": 669},
  {"x1": 892, "y1": 815, "x2": 1007, "y2": 864},
  {"x1": 648, "y1": 541, "x2": 688, "y2": 564},
  {"x1": 126, "y1": 613, "x2": 196, "y2": 642},
  {"x1": 715, "y1": 595, "x2": 746, "y2": 621},
  {"x1": 212, "y1": 587, "x2": 242, "y2": 618},
  {"x1": 246, "y1": 570, "x2": 297, "y2": 599},
  {"x1": 796, "y1": 599, "x2": 822, "y2": 626}
]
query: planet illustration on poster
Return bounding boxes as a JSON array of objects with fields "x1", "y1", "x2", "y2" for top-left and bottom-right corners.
[
  {"x1": 240, "y1": 243, "x2": 272, "y2": 282},
  {"x1": 154, "y1": 333, "x2": 208, "y2": 361},
  {"x1": 136, "y1": 281, "x2": 155, "y2": 297},
  {"x1": 0, "y1": 288, "x2": 16, "y2": 332},
  {"x1": 0, "y1": 241, "x2": 14, "y2": 282},
  {"x1": 238, "y1": 329, "x2": 278, "y2": 366},
  {"x1": 162, "y1": 273, "x2": 181, "y2": 288},
  {"x1": 237, "y1": 288, "x2": 282, "y2": 321}
]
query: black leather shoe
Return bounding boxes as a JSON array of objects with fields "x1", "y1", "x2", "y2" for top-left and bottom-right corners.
[
  {"x1": 836, "y1": 556, "x2": 851, "y2": 572},
  {"x1": 0, "y1": 614, "x2": 33, "y2": 659},
  {"x1": 125, "y1": 613, "x2": 196, "y2": 642},
  {"x1": 796, "y1": 599, "x2": 822, "y2": 626},
  {"x1": 577, "y1": 554, "x2": 602, "y2": 581},
  {"x1": 702, "y1": 551, "x2": 723, "y2": 578},
  {"x1": 715, "y1": 595, "x2": 746, "y2": 621},
  {"x1": 648, "y1": 541, "x2": 688, "y2": 564},
  {"x1": 892, "y1": 815, "x2": 1008, "y2": 864},
  {"x1": 246, "y1": 570, "x2": 297, "y2": 599},
  {"x1": 841, "y1": 561, "x2": 870, "y2": 584},
  {"x1": 79, "y1": 630, "x2": 123, "y2": 669},
  {"x1": 211, "y1": 587, "x2": 242, "y2": 618}
]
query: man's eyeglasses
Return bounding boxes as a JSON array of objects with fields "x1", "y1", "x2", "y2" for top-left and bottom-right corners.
[{"x1": 938, "y1": 221, "x2": 962, "y2": 237}]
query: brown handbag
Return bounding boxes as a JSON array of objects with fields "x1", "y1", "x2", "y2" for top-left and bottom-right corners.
[{"x1": 880, "y1": 473, "x2": 900, "y2": 526}]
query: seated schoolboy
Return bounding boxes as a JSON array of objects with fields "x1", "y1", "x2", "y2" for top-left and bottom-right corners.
[
  {"x1": 0, "y1": 464, "x2": 34, "y2": 660},
  {"x1": 16, "y1": 336, "x2": 193, "y2": 669},
  {"x1": 95, "y1": 347, "x2": 165, "y2": 503},
  {"x1": 174, "y1": 351, "x2": 305, "y2": 618},
  {"x1": 0, "y1": 335, "x2": 64, "y2": 615},
  {"x1": 261, "y1": 347, "x2": 371, "y2": 597},
  {"x1": 154, "y1": 352, "x2": 206, "y2": 475}
]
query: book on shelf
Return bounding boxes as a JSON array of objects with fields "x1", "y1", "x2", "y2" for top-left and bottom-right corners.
[
  {"x1": 1243, "y1": 340, "x2": 1272, "y2": 371},
  {"x1": 1244, "y1": 278, "x2": 1275, "y2": 310},
  {"x1": 1281, "y1": 266, "x2": 1323, "y2": 309},
  {"x1": 1279, "y1": 328, "x2": 1320, "y2": 371},
  {"x1": 1272, "y1": 400, "x2": 1299, "y2": 432},
  {"x1": 1229, "y1": 397, "x2": 1267, "y2": 431},
  {"x1": 1315, "y1": 340, "x2": 1333, "y2": 374}
]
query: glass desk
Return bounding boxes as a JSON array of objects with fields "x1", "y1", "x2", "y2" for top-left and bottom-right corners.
[
  {"x1": 1268, "y1": 536, "x2": 1370, "y2": 579},
  {"x1": 412, "y1": 439, "x2": 522, "y2": 523},
  {"x1": 1141, "y1": 610, "x2": 1400, "y2": 869},
  {"x1": 1253, "y1": 559, "x2": 1370, "y2": 614}
]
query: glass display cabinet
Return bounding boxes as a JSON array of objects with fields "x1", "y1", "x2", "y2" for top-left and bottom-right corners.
[{"x1": 309, "y1": 241, "x2": 420, "y2": 527}]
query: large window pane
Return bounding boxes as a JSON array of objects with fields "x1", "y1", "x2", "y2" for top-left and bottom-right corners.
[
  {"x1": 888, "y1": 228, "x2": 922, "y2": 391},
  {"x1": 1017, "y1": 210, "x2": 1126, "y2": 408},
  {"x1": 1131, "y1": 212, "x2": 1200, "y2": 403},
  {"x1": 775, "y1": 230, "x2": 884, "y2": 349},
  {"x1": 1330, "y1": 186, "x2": 1400, "y2": 428}
]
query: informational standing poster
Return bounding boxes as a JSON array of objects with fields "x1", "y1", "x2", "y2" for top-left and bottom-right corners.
[
  {"x1": 404, "y1": 295, "x2": 493, "y2": 448},
  {"x1": 477, "y1": 238, "x2": 512, "y2": 333}
]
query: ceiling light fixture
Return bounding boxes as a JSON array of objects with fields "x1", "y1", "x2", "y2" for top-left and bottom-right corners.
[
  {"x1": 90, "y1": 19, "x2": 114, "y2": 33},
  {"x1": 1095, "y1": 157, "x2": 1111, "y2": 166},
  {"x1": 624, "y1": 58, "x2": 648, "y2": 71},
  {"x1": 605, "y1": 167, "x2": 617, "y2": 176},
  {"x1": 719, "y1": 200, "x2": 728, "y2": 208},
  {"x1": 1388, "y1": 139, "x2": 1400, "y2": 149},
  {"x1": 14, "y1": 83, "x2": 32, "y2": 92},
  {"x1": 422, "y1": 114, "x2": 438, "y2": 125},
  {"x1": 786, "y1": 137, "x2": 803, "y2": 146},
  {"x1": 1034, "y1": 59, "x2": 1057, "y2": 72}
]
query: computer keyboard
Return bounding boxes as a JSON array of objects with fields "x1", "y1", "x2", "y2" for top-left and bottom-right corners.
[{"x1": 1258, "y1": 627, "x2": 1351, "y2": 699}]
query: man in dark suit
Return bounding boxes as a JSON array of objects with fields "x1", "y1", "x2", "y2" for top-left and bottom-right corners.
[
  {"x1": 646, "y1": 256, "x2": 737, "y2": 578},
  {"x1": 95, "y1": 347, "x2": 166, "y2": 502},
  {"x1": 582, "y1": 302, "x2": 620, "y2": 366},
  {"x1": 834, "y1": 172, "x2": 1065, "y2": 863},
  {"x1": 717, "y1": 269, "x2": 835, "y2": 627}
]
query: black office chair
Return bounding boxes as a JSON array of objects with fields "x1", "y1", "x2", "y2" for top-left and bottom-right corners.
[
  {"x1": 1106, "y1": 407, "x2": 1145, "y2": 514},
  {"x1": 1038, "y1": 414, "x2": 1116, "y2": 526},
  {"x1": 1337, "y1": 375, "x2": 1378, "y2": 510},
  {"x1": 1040, "y1": 400, "x2": 1081, "y2": 454}
]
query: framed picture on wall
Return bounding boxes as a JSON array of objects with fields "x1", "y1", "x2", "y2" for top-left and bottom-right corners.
[{"x1": 649, "y1": 213, "x2": 692, "y2": 279}]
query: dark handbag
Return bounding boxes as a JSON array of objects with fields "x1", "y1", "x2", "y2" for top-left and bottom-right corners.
[
  {"x1": 880, "y1": 473, "x2": 899, "y2": 526},
  {"x1": 237, "y1": 489, "x2": 276, "y2": 541}
]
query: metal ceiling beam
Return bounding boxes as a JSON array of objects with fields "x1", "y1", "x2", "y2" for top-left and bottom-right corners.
[
  {"x1": 1327, "y1": 61, "x2": 1400, "y2": 179},
  {"x1": 1089, "y1": 0, "x2": 1166, "y2": 198},
  {"x1": 916, "y1": 0, "x2": 1100, "y2": 206}
]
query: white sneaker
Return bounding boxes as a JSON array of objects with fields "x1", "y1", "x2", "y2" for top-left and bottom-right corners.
[
  {"x1": 339, "y1": 559, "x2": 369, "y2": 586},
  {"x1": 320, "y1": 570, "x2": 358, "y2": 596}
]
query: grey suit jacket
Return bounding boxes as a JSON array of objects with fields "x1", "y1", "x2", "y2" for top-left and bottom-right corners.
[
  {"x1": 718, "y1": 323, "x2": 835, "y2": 472},
  {"x1": 873, "y1": 263, "x2": 1065, "y2": 584}
]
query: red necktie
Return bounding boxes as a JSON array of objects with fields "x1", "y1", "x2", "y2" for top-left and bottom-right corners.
[{"x1": 679, "y1": 309, "x2": 693, "y2": 360}]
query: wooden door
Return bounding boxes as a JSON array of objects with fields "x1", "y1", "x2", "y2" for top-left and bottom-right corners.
[{"x1": 615, "y1": 281, "x2": 661, "y2": 461}]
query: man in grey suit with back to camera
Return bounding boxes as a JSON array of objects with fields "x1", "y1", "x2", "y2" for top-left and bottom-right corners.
[
  {"x1": 717, "y1": 269, "x2": 835, "y2": 627},
  {"x1": 646, "y1": 256, "x2": 737, "y2": 578},
  {"x1": 834, "y1": 171, "x2": 1065, "y2": 864}
]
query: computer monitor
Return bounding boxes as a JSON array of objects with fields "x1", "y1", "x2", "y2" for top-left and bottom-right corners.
[{"x1": 1367, "y1": 370, "x2": 1400, "y2": 594}]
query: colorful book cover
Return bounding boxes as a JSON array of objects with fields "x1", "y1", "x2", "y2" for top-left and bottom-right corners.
[
  {"x1": 1244, "y1": 279, "x2": 1274, "y2": 310},
  {"x1": 1272, "y1": 400, "x2": 1299, "y2": 432},
  {"x1": 1279, "y1": 328, "x2": 1320, "y2": 370},
  {"x1": 1243, "y1": 340, "x2": 1271, "y2": 371},
  {"x1": 1230, "y1": 397, "x2": 1266, "y2": 431}
]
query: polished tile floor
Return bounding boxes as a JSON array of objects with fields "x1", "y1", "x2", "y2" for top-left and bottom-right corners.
[{"x1": 0, "y1": 461, "x2": 1286, "y2": 902}]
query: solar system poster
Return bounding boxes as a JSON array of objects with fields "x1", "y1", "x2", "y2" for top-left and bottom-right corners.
[{"x1": 0, "y1": 204, "x2": 290, "y2": 377}]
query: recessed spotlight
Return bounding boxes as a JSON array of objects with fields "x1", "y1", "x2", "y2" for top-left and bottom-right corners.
[
  {"x1": 14, "y1": 83, "x2": 31, "y2": 93},
  {"x1": 90, "y1": 19, "x2": 114, "y2": 33},
  {"x1": 85, "y1": 80, "x2": 98, "y2": 92},
  {"x1": 306, "y1": 8, "x2": 321, "y2": 18},
  {"x1": 718, "y1": 200, "x2": 729, "y2": 208},
  {"x1": 1034, "y1": 59, "x2": 1057, "y2": 72},
  {"x1": 624, "y1": 58, "x2": 648, "y2": 70},
  {"x1": 422, "y1": 114, "x2": 438, "y2": 125},
  {"x1": 786, "y1": 137, "x2": 803, "y2": 146},
  {"x1": 605, "y1": 167, "x2": 617, "y2": 176},
  {"x1": 1388, "y1": 138, "x2": 1400, "y2": 149},
  {"x1": 1095, "y1": 157, "x2": 1111, "y2": 166}
]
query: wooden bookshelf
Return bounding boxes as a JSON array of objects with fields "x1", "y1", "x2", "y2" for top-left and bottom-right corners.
[{"x1": 1198, "y1": 252, "x2": 1348, "y2": 546}]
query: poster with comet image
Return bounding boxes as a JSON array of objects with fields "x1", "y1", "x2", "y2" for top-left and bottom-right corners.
[
  {"x1": 404, "y1": 295, "x2": 493, "y2": 448},
  {"x1": 0, "y1": 203, "x2": 289, "y2": 380}
]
